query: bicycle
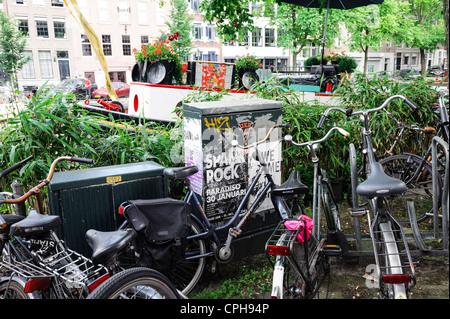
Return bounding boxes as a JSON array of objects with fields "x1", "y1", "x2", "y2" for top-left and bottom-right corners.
[
  {"x1": 346, "y1": 109, "x2": 440, "y2": 217},
  {"x1": 379, "y1": 92, "x2": 448, "y2": 224},
  {"x1": 0, "y1": 156, "x2": 180, "y2": 299},
  {"x1": 265, "y1": 126, "x2": 350, "y2": 299},
  {"x1": 318, "y1": 94, "x2": 418, "y2": 299},
  {"x1": 118, "y1": 124, "x2": 348, "y2": 297}
]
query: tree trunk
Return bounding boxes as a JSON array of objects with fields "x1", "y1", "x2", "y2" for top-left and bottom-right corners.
[
  {"x1": 362, "y1": 45, "x2": 369, "y2": 74},
  {"x1": 420, "y1": 48, "x2": 426, "y2": 76}
]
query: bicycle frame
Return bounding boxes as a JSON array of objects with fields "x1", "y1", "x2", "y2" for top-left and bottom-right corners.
[
  {"x1": 319, "y1": 95, "x2": 418, "y2": 298},
  {"x1": 183, "y1": 154, "x2": 282, "y2": 261}
]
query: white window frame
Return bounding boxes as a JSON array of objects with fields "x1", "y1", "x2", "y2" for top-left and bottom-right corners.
[
  {"x1": 22, "y1": 51, "x2": 36, "y2": 79},
  {"x1": 38, "y1": 50, "x2": 53, "y2": 79}
]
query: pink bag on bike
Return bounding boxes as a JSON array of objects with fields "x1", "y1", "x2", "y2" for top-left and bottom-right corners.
[{"x1": 284, "y1": 215, "x2": 314, "y2": 243}]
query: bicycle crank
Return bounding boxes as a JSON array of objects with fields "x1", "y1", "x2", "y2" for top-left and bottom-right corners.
[{"x1": 215, "y1": 244, "x2": 234, "y2": 263}]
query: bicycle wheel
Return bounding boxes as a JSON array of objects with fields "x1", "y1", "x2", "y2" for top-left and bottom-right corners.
[
  {"x1": 87, "y1": 267, "x2": 180, "y2": 299},
  {"x1": 162, "y1": 221, "x2": 206, "y2": 295},
  {"x1": 0, "y1": 280, "x2": 33, "y2": 299},
  {"x1": 380, "y1": 154, "x2": 442, "y2": 224},
  {"x1": 321, "y1": 182, "x2": 341, "y2": 232}
]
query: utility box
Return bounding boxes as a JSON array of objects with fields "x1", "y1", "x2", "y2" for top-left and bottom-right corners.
[
  {"x1": 48, "y1": 161, "x2": 167, "y2": 257},
  {"x1": 183, "y1": 98, "x2": 283, "y2": 256}
]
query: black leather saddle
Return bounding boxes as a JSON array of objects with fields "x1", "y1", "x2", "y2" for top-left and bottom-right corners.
[
  {"x1": 273, "y1": 170, "x2": 309, "y2": 197},
  {"x1": 356, "y1": 162, "x2": 407, "y2": 198},
  {"x1": 85, "y1": 229, "x2": 137, "y2": 265},
  {"x1": 10, "y1": 210, "x2": 61, "y2": 237},
  {"x1": 163, "y1": 166, "x2": 198, "y2": 179}
]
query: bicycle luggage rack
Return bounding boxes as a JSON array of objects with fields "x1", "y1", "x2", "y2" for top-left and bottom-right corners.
[
  {"x1": 265, "y1": 219, "x2": 321, "y2": 281},
  {"x1": 347, "y1": 141, "x2": 449, "y2": 258}
]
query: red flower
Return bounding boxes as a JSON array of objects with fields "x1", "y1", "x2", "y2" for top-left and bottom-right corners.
[{"x1": 234, "y1": 23, "x2": 238, "y2": 27}]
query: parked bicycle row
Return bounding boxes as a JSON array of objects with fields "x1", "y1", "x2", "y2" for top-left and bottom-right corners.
[{"x1": 0, "y1": 92, "x2": 448, "y2": 299}]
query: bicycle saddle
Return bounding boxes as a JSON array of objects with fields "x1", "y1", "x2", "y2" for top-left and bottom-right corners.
[
  {"x1": 273, "y1": 170, "x2": 309, "y2": 196},
  {"x1": 86, "y1": 229, "x2": 137, "y2": 265},
  {"x1": 10, "y1": 210, "x2": 61, "y2": 237},
  {"x1": 163, "y1": 166, "x2": 198, "y2": 179},
  {"x1": 356, "y1": 162, "x2": 407, "y2": 198}
]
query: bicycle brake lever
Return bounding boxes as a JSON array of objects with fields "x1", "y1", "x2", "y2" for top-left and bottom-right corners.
[{"x1": 345, "y1": 108, "x2": 353, "y2": 120}]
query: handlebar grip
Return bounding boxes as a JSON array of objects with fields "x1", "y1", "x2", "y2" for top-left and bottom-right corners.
[
  {"x1": 0, "y1": 155, "x2": 34, "y2": 178},
  {"x1": 70, "y1": 157, "x2": 94, "y2": 165},
  {"x1": 317, "y1": 115, "x2": 327, "y2": 129},
  {"x1": 278, "y1": 123, "x2": 290, "y2": 129},
  {"x1": 404, "y1": 97, "x2": 419, "y2": 110}
]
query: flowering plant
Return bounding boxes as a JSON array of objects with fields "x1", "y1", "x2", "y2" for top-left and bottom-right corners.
[
  {"x1": 235, "y1": 54, "x2": 263, "y2": 71},
  {"x1": 132, "y1": 32, "x2": 183, "y2": 83}
]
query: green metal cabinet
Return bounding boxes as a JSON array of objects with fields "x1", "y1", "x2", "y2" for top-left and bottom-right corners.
[{"x1": 48, "y1": 161, "x2": 167, "y2": 256}]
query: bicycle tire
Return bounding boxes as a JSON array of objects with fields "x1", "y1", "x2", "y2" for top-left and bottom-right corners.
[
  {"x1": 0, "y1": 280, "x2": 34, "y2": 299},
  {"x1": 380, "y1": 154, "x2": 442, "y2": 224},
  {"x1": 87, "y1": 267, "x2": 180, "y2": 299},
  {"x1": 162, "y1": 221, "x2": 206, "y2": 295},
  {"x1": 321, "y1": 182, "x2": 341, "y2": 232}
]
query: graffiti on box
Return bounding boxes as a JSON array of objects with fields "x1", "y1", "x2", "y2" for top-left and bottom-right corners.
[{"x1": 184, "y1": 111, "x2": 282, "y2": 225}]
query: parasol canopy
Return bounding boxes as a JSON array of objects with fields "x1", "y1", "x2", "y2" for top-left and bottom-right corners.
[{"x1": 277, "y1": 0, "x2": 385, "y2": 68}]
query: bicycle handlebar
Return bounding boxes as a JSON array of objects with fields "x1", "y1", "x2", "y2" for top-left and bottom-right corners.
[
  {"x1": 1, "y1": 156, "x2": 93, "y2": 205},
  {"x1": 232, "y1": 123, "x2": 290, "y2": 149},
  {"x1": 317, "y1": 95, "x2": 420, "y2": 129},
  {"x1": 0, "y1": 155, "x2": 34, "y2": 179},
  {"x1": 284, "y1": 126, "x2": 349, "y2": 148}
]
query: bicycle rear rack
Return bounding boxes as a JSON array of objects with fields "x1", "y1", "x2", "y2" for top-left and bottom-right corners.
[
  {"x1": 370, "y1": 212, "x2": 416, "y2": 298},
  {"x1": 265, "y1": 219, "x2": 324, "y2": 295}
]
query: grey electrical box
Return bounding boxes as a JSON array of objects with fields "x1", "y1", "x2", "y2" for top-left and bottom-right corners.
[
  {"x1": 183, "y1": 98, "x2": 284, "y2": 257},
  {"x1": 48, "y1": 161, "x2": 167, "y2": 256}
]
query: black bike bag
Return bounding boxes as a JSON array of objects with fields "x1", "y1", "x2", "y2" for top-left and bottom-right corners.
[{"x1": 124, "y1": 198, "x2": 191, "y2": 271}]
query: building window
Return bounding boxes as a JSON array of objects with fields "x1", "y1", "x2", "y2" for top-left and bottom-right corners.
[
  {"x1": 81, "y1": 34, "x2": 92, "y2": 56},
  {"x1": 238, "y1": 33, "x2": 249, "y2": 46},
  {"x1": 13, "y1": 0, "x2": 27, "y2": 5},
  {"x1": 36, "y1": 18, "x2": 49, "y2": 38},
  {"x1": 122, "y1": 35, "x2": 131, "y2": 56},
  {"x1": 99, "y1": 0, "x2": 110, "y2": 23},
  {"x1": 22, "y1": 51, "x2": 35, "y2": 79},
  {"x1": 265, "y1": 28, "x2": 275, "y2": 47},
  {"x1": 51, "y1": 0, "x2": 64, "y2": 7},
  {"x1": 205, "y1": 25, "x2": 215, "y2": 41},
  {"x1": 17, "y1": 17, "x2": 29, "y2": 36},
  {"x1": 138, "y1": 2, "x2": 148, "y2": 24},
  {"x1": 118, "y1": 0, "x2": 130, "y2": 24},
  {"x1": 191, "y1": 0, "x2": 201, "y2": 12},
  {"x1": 53, "y1": 19, "x2": 66, "y2": 39},
  {"x1": 32, "y1": 0, "x2": 45, "y2": 6},
  {"x1": 252, "y1": 28, "x2": 262, "y2": 47},
  {"x1": 102, "y1": 35, "x2": 112, "y2": 56},
  {"x1": 193, "y1": 24, "x2": 202, "y2": 40},
  {"x1": 141, "y1": 35, "x2": 149, "y2": 44},
  {"x1": 38, "y1": 50, "x2": 53, "y2": 79}
]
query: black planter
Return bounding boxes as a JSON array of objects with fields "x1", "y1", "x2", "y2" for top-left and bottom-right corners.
[
  {"x1": 146, "y1": 60, "x2": 175, "y2": 85},
  {"x1": 238, "y1": 68, "x2": 259, "y2": 90}
]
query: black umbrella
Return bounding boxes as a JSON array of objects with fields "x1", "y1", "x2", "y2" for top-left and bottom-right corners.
[{"x1": 277, "y1": 0, "x2": 384, "y2": 67}]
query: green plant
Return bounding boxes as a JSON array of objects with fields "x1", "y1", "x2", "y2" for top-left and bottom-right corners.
[
  {"x1": 132, "y1": 35, "x2": 183, "y2": 84},
  {"x1": 235, "y1": 53, "x2": 263, "y2": 71},
  {"x1": 335, "y1": 54, "x2": 358, "y2": 74},
  {"x1": 304, "y1": 55, "x2": 321, "y2": 67},
  {"x1": 0, "y1": 88, "x2": 181, "y2": 192}
]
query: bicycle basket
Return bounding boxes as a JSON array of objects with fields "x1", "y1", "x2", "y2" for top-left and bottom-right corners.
[{"x1": 124, "y1": 198, "x2": 191, "y2": 271}]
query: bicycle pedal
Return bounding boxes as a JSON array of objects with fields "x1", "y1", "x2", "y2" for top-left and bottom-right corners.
[
  {"x1": 320, "y1": 244, "x2": 341, "y2": 256},
  {"x1": 350, "y1": 208, "x2": 368, "y2": 218}
]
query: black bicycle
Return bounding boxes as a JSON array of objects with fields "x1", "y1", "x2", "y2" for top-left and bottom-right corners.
[{"x1": 0, "y1": 156, "x2": 180, "y2": 299}]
